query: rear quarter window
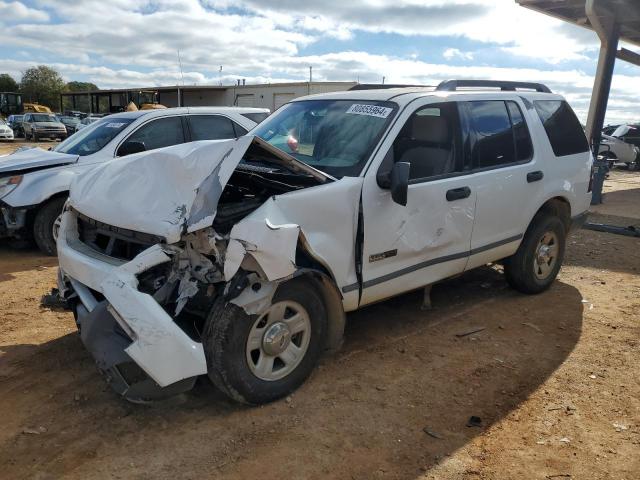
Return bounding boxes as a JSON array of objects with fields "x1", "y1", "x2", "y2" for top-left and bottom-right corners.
[{"x1": 534, "y1": 100, "x2": 589, "y2": 157}]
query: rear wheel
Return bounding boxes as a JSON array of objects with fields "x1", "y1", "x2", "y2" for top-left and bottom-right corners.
[
  {"x1": 504, "y1": 213, "x2": 566, "y2": 294},
  {"x1": 33, "y1": 197, "x2": 66, "y2": 256},
  {"x1": 203, "y1": 278, "x2": 327, "y2": 405}
]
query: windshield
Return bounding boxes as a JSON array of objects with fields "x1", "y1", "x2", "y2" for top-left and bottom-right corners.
[
  {"x1": 33, "y1": 114, "x2": 57, "y2": 123},
  {"x1": 0, "y1": 119, "x2": 6, "y2": 125},
  {"x1": 612, "y1": 125, "x2": 636, "y2": 138},
  {"x1": 55, "y1": 118, "x2": 134, "y2": 156},
  {"x1": 252, "y1": 99, "x2": 397, "y2": 178}
]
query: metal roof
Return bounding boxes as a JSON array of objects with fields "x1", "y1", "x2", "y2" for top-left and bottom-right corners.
[{"x1": 517, "y1": 0, "x2": 640, "y2": 48}]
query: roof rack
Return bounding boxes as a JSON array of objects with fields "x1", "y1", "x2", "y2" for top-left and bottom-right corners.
[
  {"x1": 436, "y1": 80, "x2": 552, "y2": 93},
  {"x1": 349, "y1": 84, "x2": 434, "y2": 91}
]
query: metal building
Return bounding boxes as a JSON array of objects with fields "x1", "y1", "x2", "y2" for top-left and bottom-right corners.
[{"x1": 59, "y1": 81, "x2": 356, "y2": 115}]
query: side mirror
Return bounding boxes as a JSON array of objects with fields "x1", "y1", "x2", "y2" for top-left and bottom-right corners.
[
  {"x1": 390, "y1": 161, "x2": 410, "y2": 206},
  {"x1": 118, "y1": 140, "x2": 146, "y2": 157}
]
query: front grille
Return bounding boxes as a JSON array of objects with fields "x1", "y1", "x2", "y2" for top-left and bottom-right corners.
[{"x1": 76, "y1": 211, "x2": 163, "y2": 261}]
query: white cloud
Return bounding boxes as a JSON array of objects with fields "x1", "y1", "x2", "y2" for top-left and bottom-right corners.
[
  {"x1": 0, "y1": 1, "x2": 49, "y2": 22},
  {"x1": 0, "y1": 0, "x2": 639, "y2": 125},
  {"x1": 443, "y1": 48, "x2": 474, "y2": 61}
]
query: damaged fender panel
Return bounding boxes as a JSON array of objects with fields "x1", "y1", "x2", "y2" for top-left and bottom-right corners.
[{"x1": 223, "y1": 176, "x2": 364, "y2": 311}]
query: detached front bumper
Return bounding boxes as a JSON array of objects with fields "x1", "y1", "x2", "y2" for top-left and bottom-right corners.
[{"x1": 57, "y1": 210, "x2": 207, "y2": 401}]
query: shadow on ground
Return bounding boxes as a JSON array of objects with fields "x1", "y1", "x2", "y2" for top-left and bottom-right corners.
[{"x1": 0, "y1": 267, "x2": 584, "y2": 479}]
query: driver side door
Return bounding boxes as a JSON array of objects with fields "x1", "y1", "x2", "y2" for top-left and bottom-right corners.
[{"x1": 359, "y1": 99, "x2": 476, "y2": 306}]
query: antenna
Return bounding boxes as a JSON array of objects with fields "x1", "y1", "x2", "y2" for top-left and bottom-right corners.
[{"x1": 177, "y1": 50, "x2": 185, "y2": 86}]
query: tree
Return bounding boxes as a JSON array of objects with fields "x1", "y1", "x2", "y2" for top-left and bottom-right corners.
[
  {"x1": 0, "y1": 74, "x2": 19, "y2": 92},
  {"x1": 20, "y1": 65, "x2": 66, "y2": 109},
  {"x1": 66, "y1": 81, "x2": 99, "y2": 92}
]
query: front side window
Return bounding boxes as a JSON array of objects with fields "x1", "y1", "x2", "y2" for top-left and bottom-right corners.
[
  {"x1": 55, "y1": 118, "x2": 134, "y2": 156},
  {"x1": 391, "y1": 102, "x2": 462, "y2": 181},
  {"x1": 467, "y1": 101, "x2": 516, "y2": 168},
  {"x1": 252, "y1": 100, "x2": 397, "y2": 178},
  {"x1": 188, "y1": 115, "x2": 236, "y2": 141},
  {"x1": 123, "y1": 116, "x2": 185, "y2": 153},
  {"x1": 534, "y1": 100, "x2": 589, "y2": 157}
]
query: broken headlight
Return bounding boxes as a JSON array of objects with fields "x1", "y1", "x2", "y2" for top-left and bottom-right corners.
[{"x1": 0, "y1": 175, "x2": 22, "y2": 199}]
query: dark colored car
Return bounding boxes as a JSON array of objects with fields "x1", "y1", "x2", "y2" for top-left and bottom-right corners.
[
  {"x1": 57, "y1": 115, "x2": 81, "y2": 136},
  {"x1": 7, "y1": 114, "x2": 24, "y2": 137}
]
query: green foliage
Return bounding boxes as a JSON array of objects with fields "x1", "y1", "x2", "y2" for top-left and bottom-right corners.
[
  {"x1": 20, "y1": 65, "x2": 66, "y2": 109},
  {"x1": 0, "y1": 74, "x2": 19, "y2": 92},
  {"x1": 66, "y1": 81, "x2": 99, "y2": 92}
]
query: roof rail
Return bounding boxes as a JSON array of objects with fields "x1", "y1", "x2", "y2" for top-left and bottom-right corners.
[
  {"x1": 436, "y1": 80, "x2": 552, "y2": 93},
  {"x1": 349, "y1": 84, "x2": 434, "y2": 91}
]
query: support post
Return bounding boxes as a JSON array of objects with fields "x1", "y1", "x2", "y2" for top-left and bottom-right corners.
[{"x1": 585, "y1": 2, "x2": 620, "y2": 205}]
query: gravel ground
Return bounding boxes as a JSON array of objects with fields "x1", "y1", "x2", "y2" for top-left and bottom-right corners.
[{"x1": 0, "y1": 140, "x2": 638, "y2": 479}]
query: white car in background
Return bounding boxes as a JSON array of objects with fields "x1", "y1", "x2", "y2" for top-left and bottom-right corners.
[
  {"x1": 599, "y1": 133, "x2": 639, "y2": 168},
  {"x1": 0, "y1": 119, "x2": 14, "y2": 141},
  {"x1": 0, "y1": 106, "x2": 269, "y2": 254}
]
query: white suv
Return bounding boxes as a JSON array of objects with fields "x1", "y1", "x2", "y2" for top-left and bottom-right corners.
[
  {"x1": 56, "y1": 80, "x2": 592, "y2": 404},
  {"x1": 0, "y1": 107, "x2": 269, "y2": 254}
]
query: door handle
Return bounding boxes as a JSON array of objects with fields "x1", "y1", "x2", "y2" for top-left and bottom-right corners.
[
  {"x1": 527, "y1": 171, "x2": 544, "y2": 183},
  {"x1": 446, "y1": 186, "x2": 471, "y2": 201}
]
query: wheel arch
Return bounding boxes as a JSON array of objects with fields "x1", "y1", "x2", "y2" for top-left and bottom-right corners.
[
  {"x1": 285, "y1": 268, "x2": 346, "y2": 354},
  {"x1": 528, "y1": 196, "x2": 571, "y2": 233}
]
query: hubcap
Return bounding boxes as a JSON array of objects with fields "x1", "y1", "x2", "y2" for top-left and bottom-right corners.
[
  {"x1": 534, "y1": 231, "x2": 559, "y2": 280},
  {"x1": 246, "y1": 300, "x2": 311, "y2": 381},
  {"x1": 52, "y1": 214, "x2": 62, "y2": 242}
]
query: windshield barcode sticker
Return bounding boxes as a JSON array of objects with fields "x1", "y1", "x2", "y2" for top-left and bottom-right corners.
[
  {"x1": 105, "y1": 122, "x2": 126, "y2": 128},
  {"x1": 346, "y1": 104, "x2": 392, "y2": 118}
]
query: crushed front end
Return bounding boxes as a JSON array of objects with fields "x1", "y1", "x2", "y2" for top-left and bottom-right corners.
[{"x1": 57, "y1": 207, "x2": 214, "y2": 401}]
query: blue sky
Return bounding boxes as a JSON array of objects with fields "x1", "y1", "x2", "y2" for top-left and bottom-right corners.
[{"x1": 1, "y1": 0, "x2": 639, "y2": 123}]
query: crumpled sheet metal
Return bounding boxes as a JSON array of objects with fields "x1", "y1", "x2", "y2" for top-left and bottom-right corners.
[
  {"x1": 69, "y1": 137, "x2": 252, "y2": 244},
  {"x1": 99, "y1": 244, "x2": 208, "y2": 386},
  {"x1": 223, "y1": 176, "x2": 363, "y2": 293},
  {"x1": 224, "y1": 217, "x2": 300, "y2": 282}
]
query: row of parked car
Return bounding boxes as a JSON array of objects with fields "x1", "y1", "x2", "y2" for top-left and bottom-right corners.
[
  {"x1": 599, "y1": 123, "x2": 640, "y2": 169},
  {"x1": 2, "y1": 112, "x2": 105, "y2": 140},
  {"x1": 2, "y1": 80, "x2": 594, "y2": 407}
]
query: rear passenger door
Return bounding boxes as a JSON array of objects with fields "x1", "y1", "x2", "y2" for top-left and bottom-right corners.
[
  {"x1": 461, "y1": 99, "x2": 540, "y2": 270},
  {"x1": 187, "y1": 114, "x2": 247, "y2": 141}
]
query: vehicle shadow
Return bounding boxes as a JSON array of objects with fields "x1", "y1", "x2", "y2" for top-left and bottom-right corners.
[{"x1": 0, "y1": 267, "x2": 583, "y2": 479}]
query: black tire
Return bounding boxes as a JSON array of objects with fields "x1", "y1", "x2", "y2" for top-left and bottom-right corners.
[
  {"x1": 33, "y1": 197, "x2": 66, "y2": 256},
  {"x1": 203, "y1": 277, "x2": 327, "y2": 405},
  {"x1": 33, "y1": 132, "x2": 39, "y2": 142},
  {"x1": 504, "y1": 213, "x2": 566, "y2": 294}
]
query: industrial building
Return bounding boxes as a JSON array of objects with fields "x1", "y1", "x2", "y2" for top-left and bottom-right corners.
[{"x1": 59, "y1": 81, "x2": 357, "y2": 114}]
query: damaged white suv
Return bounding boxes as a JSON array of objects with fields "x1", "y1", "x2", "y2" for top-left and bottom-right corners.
[{"x1": 57, "y1": 80, "x2": 592, "y2": 404}]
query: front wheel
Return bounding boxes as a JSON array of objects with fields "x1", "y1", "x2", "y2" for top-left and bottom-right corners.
[
  {"x1": 203, "y1": 278, "x2": 327, "y2": 405},
  {"x1": 33, "y1": 197, "x2": 66, "y2": 256},
  {"x1": 504, "y1": 214, "x2": 566, "y2": 294}
]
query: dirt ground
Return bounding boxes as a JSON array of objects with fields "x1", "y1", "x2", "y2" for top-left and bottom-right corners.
[{"x1": 0, "y1": 141, "x2": 639, "y2": 479}]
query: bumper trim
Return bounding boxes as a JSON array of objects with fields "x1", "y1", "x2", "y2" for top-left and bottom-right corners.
[{"x1": 76, "y1": 302, "x2": 197, "y2": 402}]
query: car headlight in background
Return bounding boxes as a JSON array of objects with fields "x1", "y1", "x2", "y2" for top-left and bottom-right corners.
[{"x1": 0, "y1": 175, "x2": 23, "y2": 198}]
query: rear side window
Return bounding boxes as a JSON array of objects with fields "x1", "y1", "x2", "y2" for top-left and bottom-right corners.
[
  {"x1": 534, "y1": 100, "x2": 589, "y2": 157},
  {"x1": 507, "y1": 101, "x2": 533, "y2": 161},
  {"x1": 467, "y1": 101, "x2": 515, "y2": 168},
  {"x1": 241, "y1": 112, "x2": 269, "y2": 124},
  {"x1": 125, "y1": 116, "x2": 185, "y2": 152},
  {"x1": 188, "y1": 115, "x2": 236, "y2": 141}
]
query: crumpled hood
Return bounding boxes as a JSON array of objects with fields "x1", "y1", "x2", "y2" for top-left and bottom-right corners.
[
  {"x1": 0, "y1": 147, "x2": 78, "y2": 174},
  {"x1": 69, "y1": 137, "x2": 254, "y2": 244}
]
